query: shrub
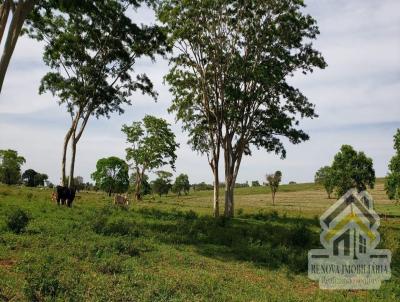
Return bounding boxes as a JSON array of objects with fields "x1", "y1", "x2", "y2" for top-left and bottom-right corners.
[
  {"x1": 288, "y1": 223, "x2": 313, "y2": 248},
  {"x1": 6, "y1": 208, "x2": 30, "y2": 233},
  {"x1": 26, "y1": 192, "x2": 33, "y2": 202}
]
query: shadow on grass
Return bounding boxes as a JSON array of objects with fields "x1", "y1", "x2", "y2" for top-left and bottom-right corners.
[{"x1": 135, "y1": 207, "x2": 321, "y2": 273}]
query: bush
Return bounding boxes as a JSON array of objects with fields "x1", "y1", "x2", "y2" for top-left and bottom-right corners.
[
  {"x1": 6, "y1": 208, "x2": 30, "y2": 233},
  {"x1": 288, "y1": 223, "x2": 313, "y2": 248}
]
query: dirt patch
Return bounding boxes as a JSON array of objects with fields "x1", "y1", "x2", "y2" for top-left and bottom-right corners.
[{"x1": 0, "y1": 259, "x2": 16, "y2": 269}]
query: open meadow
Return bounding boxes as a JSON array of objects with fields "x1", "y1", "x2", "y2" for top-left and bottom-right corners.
[{"x1": 0, "y1": 180, "x2": 399, "y2": 301}]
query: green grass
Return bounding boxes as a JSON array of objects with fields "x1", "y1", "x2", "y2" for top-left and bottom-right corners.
[{"x1": 0, "y1": 183, "x2": 399, "y2": 301}]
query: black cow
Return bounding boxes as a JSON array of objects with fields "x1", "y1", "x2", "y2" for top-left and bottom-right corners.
[{"x1": 54, "y1": 186, "x2": 76, "y2": 207}]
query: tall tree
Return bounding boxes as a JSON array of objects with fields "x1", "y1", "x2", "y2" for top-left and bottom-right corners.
[
  {"x1": 0, "y1": 149, "x2": 25, "y2": 184},
  {"x1": 266, "y1": 171, "x2": 282, "y2": 205},
  {"x1": 91, "y1": 157, "x2": 129, "y2": 196},
  {"x1": 314, "y1": 166, "x2": 335, "y2": 198},
  {"x1": 158, "y1": 0, "x2": 227, "y2": 217},
  {"x1": 25, "y1": 0, "x2": 167, "y2": 188},
  {"x1": 331, "y1": 145, "x2": 375, "y2": 196},
  {"x1": 159, "y1": 0, "x2": 326, "y2": 217},
  {"x1": 385, "y1": 129, "x2": 400, "y2": 204},
  {"x1": 122, "y1": 115, "x2": 178, "y2": 200}
]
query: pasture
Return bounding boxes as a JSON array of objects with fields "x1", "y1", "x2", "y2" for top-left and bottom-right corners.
[{"x1": 0, "y1": 181, "x2": 399, "y2": 301}]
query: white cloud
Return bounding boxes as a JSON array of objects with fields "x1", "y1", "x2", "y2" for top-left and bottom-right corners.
[{"x1": 0, "y1": 1, "x2": 399, "y2": 186}]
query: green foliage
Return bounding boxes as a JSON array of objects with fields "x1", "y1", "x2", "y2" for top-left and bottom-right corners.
[
  {"x1": 22, "y1": 169, "x2": 48, "y2": 187},
  {"x1": 159, "y1": 0, "x2": 326, "y2": 216},
  {"x1": 251, "y1": 181, "x2": 261, "y2": 187},
  {"x1": 331, "y1": 145, "x2": 375, "y2": 196},
  {"x1": 0, "y1": 183, "x2": 399, "y2": 301},
  {"x1": 91, "y1": 157, "x2": 129, "y2": 196},
  {"x1": 314, "y1": 166, "x2": 335, "y2": 198},
  {"x1": 192, "y1": 182, "x2": 213, "y2": 191},
  {"x1": 26, "y1": 0, "x2": 169, "y2": 188},
  {"x1": 129, "y1": 173, "x2": 151, "y2": 196},
  {"x1": 172, "y1": 173, "x2": 190, "y2": 196},
  {"x1": 6, "y1": 207, "x2": 30, "y2": 233},
  {"x1": 385, "y1": 129, "x2": 400, "y2": 203},
  {"x1": 151, "y1": 171, "x2": 173, "y2": 196},
  {"x1": 122, "y1": 115, "x2": 178, "y2": 199},
  {"x1": 0, "y1": 149, "x2": 25, "y2": 185}
]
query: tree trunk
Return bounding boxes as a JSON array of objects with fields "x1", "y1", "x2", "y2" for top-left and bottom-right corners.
[
  {"x1": 134, "y1": 177, "x2": 141, "y2": 200},
  {"x1": 272, "y1": 191, "x2": 275, "y2": 206},
  {"x1": 0, "y1": 0, "x2": 36, "y2": 93},
  {"x1": 0, "y1": 0, "x2": 11, "y2": 44},
  {"x1": 213, "y1": 168, "x2": 220, "y2": 217},
  {"x1": 224, "y1": 176, "x2": 234, "y2": 218},
  {"x1": 61, "y1": 128, "x2": 73, "y2": 186},
  {"x1": 68, "y1": 136, "x2": 77, "y2": 188}
]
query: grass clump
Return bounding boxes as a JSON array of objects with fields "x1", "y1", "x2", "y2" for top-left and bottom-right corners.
[{"x1": 6, "y1": 207, "x2": 30, "y2": 233}]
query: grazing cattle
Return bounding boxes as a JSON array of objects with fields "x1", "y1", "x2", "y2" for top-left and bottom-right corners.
[
  {"x1": 54, "y1": 186, "x2": 76, "y2": 207},
  {"x1": 114, "y1": 194, "x2": 129, "y2": 206}
]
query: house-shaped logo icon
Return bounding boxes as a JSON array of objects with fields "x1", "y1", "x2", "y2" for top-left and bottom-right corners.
[{"x1": 308, "y1": 189, "x2": 391, "y2": 289}]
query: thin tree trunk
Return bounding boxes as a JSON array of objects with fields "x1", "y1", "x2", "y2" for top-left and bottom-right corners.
[
  {"x1": 134, "y1": 175, "x2": 141, "y2": 200},
  {"x1": 68, "y1": 135, "x2": 77, "y2": 188},
  {"x1": 0, "y1": 0, "x2": 36, "y2": 93},
  {"x1": 61, "y1": 128, "x2": 73, "y2": 186},
  {"x1": 0, "y1": 0, "x2": 11, "y2": 44},
  {"x1": 213, "y1": 167, "x2": 219, "y2": 217},
  {"x1": 67, "y1": 109, "x2": 90, "y2": 188}
]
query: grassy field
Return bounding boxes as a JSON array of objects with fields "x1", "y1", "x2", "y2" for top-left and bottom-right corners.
[{"x1": 0, "y1": 181, "x2": 399, "y2": 301}]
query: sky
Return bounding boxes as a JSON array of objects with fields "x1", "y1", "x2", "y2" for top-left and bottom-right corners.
[{"x1": 0, "y1": 0, "x2": 399, "y2": 185}]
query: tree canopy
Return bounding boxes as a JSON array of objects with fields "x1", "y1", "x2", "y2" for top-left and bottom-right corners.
[
  {"x1": 159, "y1": 0, "x2": 326, "y2": 217},
  {"x1": 0, "y1": 149, "x2": 25, "y2": 185},
  {"x1": 385, "y1": 129, "x2": 400, "y2": 204},
  {"x1": 331, "y1": 145, "x2": 375, "y2": 196},
  {"x1": 151, "y1": 170, "x2": 173, "y2": 196},
  {"x1": 172, "y1": 173, "x2": 190, "y2": 196},
  {"x1": 24, "y1": 0, "x2": 168, "y2": 188},
  {"x1": 91, "y1": 157, "x2": 129, "y2": 196},
  {"x1": 21, "y1": 169, "x2": 48, "y2": 187}
]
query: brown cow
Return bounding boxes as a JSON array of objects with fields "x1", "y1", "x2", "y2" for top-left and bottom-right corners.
[{"x1": 114, "y1": 194, "x2": 129, "y2": 206}]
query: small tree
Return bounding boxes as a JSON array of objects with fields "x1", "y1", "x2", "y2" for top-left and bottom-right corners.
[
  {"x1": 314, "y1": 166, "x2": 335, "y2": 198},
  {"x1": 172, "y1": 173, "x2": 190, "y2": 196},
  {"x1": 22, "y1": 169, "x2": 38, "y2": 187},
  {"x1": 151, "y1": 171, "x2": 173, "y2": 197},
  {"x1": 251, "y1": 181, "x2": 260, "y2": 187},
  {"x1": 122, "y1": 115, "x2": 178, "y2": 201},
  {"x1": 91, "y1": 157, "x2": 129, "y2": 196},
  {"x1": 34, "y1": 173, "x2": 48, "y2": 187},
  {"x1": 0, "y1": 149, "x2": 25, "y2": 185},
  {"x1": 331, "y1": 145, "x2": 375, "y2": 196},
  {"x1": 385, "y1": 129, "x2": 400, "y2": 204},
  {"x1": 266, "y1": 171, "x2": 282, "y2": 206}
]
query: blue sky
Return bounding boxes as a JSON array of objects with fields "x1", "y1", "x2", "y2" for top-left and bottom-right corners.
[{"x1": 0, "y1": 0, "x2": 399, "y2": 185}]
